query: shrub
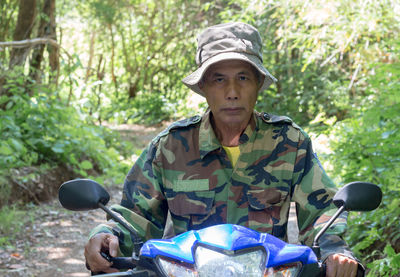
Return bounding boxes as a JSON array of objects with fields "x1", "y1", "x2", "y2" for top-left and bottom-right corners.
[
  {"x1": 327, "y1": 62, "x2": 400, "y2": 276},
  {"x1": 0, "y1": 67, "x2": 131, "y2": 205}
]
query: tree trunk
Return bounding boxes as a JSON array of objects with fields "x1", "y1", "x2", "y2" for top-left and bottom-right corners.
[
  {"x1": 47, "y1": 0, "x2": 58, "y2": 75},
  {"x1": 29, "y1": 0, "x2": 57, "y2": 84},
  {"x1": 85, "y1": 31, "x2": 96, "y2": 82},
  {"x1": 9, "y1": 0, "x2": 37, "y2": 68},
  {"x1": 108, "y1": 24, "x2": 117, "y2": 88},
  {"x1": 30, "y1": 0, "x2": 50, "y2": 82}
]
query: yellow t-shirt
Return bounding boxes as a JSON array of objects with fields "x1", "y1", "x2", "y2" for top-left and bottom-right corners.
[{"x1": 223, "y1": 146, "x2": 240, "y2": 167}]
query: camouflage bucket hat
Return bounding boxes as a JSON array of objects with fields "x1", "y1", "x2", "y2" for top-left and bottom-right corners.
[{"x1": 182, "y1": 22, "x2": 277, "y2": 96}]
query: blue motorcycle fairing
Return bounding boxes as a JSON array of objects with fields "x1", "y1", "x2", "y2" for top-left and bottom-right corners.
[{"x1": 140, "y1": 224, "x2": 318, "y2": 267}]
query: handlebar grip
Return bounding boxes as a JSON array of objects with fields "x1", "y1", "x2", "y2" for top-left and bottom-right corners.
[
  {"x1": 356, "y1": 264, "x2": 365, "y2": 277},
  {"x1": 110, "y1": 257, "x2": 136, "y2": 270},
  {"x1": 100, "y1": 252, "x2": 136, "y2": 270},
  {"x1": 320, "y1": 262, "x2": 326, "y2": 277}
]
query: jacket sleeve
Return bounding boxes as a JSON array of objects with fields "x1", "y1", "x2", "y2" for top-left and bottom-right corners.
[
  {"x1": 291, "y1": 131, "x2": 356, "y2": 262},
  {"x1": 89, "y1": 141, "x2": 167, "y2": 257}
]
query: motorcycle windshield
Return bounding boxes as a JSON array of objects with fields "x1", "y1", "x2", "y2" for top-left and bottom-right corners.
[{"x1": 140, "y1": 224, "x2": 317, "y2": 268}]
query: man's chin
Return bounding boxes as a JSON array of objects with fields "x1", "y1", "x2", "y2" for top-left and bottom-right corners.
[
  {"x1": 212, "y1": 112, "x2": 251, "y2": 129},
  {"x1": 219, "y1": 118, "x2": 248, "y2": 128}
]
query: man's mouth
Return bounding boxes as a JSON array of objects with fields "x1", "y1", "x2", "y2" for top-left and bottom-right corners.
[{"x1": 221, "y1": 107, "x2": 244, "y2": 114}]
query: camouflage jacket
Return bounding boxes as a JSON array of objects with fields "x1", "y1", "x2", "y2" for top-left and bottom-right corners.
[{"x1": 90, "y1": 109, "x2": 354, "y2": 261}]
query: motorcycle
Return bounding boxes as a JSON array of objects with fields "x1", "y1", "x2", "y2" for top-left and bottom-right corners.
[{"x1": 58, "y1": 179, "x2": 382, "y2": 277}]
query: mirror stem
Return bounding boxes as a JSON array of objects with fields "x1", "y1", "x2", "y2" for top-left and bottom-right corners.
[
  {"x1": 312, "y1": 205, "x2": 345, "y2": 258},
  {"x1": 98, "y1": 202, "x2": 143, "y2": 259}
]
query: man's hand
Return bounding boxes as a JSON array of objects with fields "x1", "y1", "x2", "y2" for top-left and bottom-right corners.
[
  {"x1": 84, "y1": 233, "x2": 120, "y2": 273},
  {"x1": 325, "y1": 254, "x2": 358, "y2": 277}
]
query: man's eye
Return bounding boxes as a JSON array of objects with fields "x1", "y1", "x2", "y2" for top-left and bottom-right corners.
[
  {"x1": 239, "y1": 75, "x2": 248, "y2": 81},
  {"x1": 215, "y1": 78, "x2": 224, "y2": 83}
]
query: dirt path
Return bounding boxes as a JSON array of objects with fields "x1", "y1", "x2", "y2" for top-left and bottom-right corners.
[
  {"x1": 0, "y1": 124, "x2": 166, "y2": 277},
  {"x1": 0, "y1": 122, "x2": 299, "y2": 277},
  {"x1": 0, "y1": 187, "x2": 122, "y2": 277}
]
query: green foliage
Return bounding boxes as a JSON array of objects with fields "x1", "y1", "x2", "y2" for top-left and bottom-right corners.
[
  {"x1": 0, "y1": 67, "x2": 131, "y2": 203},
  {"x1": 125, "y1": 92, "x2": 171, "y2": 125},
  {"x1": 55, "y1": 0, "x2": 399, "y2": 126},
  {"x1": 58, "y1": 0, "x2": 209, "y2": 124},
  {"x1": 367, "y1": 244, "x2": 400, "y2": 277},
  {"x1": 0, "y1": 0, "x2": 18, "y2": 59},
  {"x1": 327, "y1": 60, "x2": 400, "y2": 275}
]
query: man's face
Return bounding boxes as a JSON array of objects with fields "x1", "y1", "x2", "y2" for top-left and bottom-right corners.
[{"x1": 200, "y1": 60, "x2": 261, "y2": 128}]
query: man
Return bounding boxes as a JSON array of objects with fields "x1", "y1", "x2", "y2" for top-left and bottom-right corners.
[{"x1": 85, "y1": 22, "x2": 360, "y2": 276}]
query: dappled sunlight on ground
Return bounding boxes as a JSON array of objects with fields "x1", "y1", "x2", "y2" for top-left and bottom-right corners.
[
  {"x1": 67, "y1": 273, "x2": 89, "y2": 277},
  {"x1": 0, "y1": 186, "x2": 122, "y2": 276},
  {"x1": 35, "y1": 246, "x2": 72, "y2": 260},
  {"x1": 64, "y1": 258, "x2": 85, "y2": 265}
]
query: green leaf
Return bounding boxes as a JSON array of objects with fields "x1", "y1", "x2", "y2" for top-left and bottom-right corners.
[
  {"x1": 51, "y1": 143, "x2": 65, "y2": 153},
  {"x1": 8, "y1": 138, "x2": 24, "y2": 153},
  {"x1": 5, "y1": 101, "x2": 14, "y2": 110},
  {"x1": 0, "y1": 144, "x2": 13, "y2": 156},
  {"x1": 80, "y1": 160, "x2": 93, "y2": 170},
  {"x1": 0, "y1": 95, "x2": 10, "y2": 106},
  {"x1": 79, "y1": 169, "x2": 88, "y2": 177},
  {"x1": 384, "y1": 244, "x2": 395, "y2": 256},
  {"x1": 69, "y1": 154, "x2": 79, "y2": 165}
]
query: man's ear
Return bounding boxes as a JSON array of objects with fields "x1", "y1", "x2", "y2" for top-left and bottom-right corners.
[{"x1": 198, "y1": 80, "x2": 204, "y2": 89}]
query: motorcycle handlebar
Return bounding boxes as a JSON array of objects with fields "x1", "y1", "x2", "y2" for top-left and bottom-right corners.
[
  {"x1": 321, "y1": 263, "x2": 326, "y2": 276},
  {"x1": 98, "y1": 252, "x2": 364, "y2": 277},
  {"x1": 110, "y1": 257, "x2": 136, "y2": 270},
  {"x1": 100, "y1": 252, "x2": 136, "y2": 270},
  {"x1": 91, "y1": 271, "x2": 137, "y2": 277}
]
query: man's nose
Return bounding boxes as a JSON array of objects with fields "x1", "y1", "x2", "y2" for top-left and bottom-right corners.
[{"x1": 225, "y1": 80, "x2": 240, "y2": 100}]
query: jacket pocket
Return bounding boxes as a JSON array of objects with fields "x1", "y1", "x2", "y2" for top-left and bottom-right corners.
[
  {"x1": 246, "y1": 188, "x2": 289, "y2": 232},
  {"x1": 247, "y1": 188, "x2": 288, "y2": 210},
  {"x1": 165, "y1": 189, "x2": 215, "y2": 216}
]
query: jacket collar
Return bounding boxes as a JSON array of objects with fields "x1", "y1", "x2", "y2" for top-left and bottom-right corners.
[{"x1": 198, "y1": 109, "x2": 258, "y2": 159}]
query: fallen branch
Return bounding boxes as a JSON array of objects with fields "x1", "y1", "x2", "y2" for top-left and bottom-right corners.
[
  {"x1": 0, "y1": 38, "x2": 59, "y2": 50},
  {"x1": 0, "y1": 37, "x2": 72, "y2": 61}
]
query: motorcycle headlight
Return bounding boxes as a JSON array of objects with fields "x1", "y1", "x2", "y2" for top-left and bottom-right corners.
[
  {"x1": 264, "y1": 262, "x2": 302, "y2": 277},
  {"x1": 195, "y1": 246, "x2": 266, "y2": 276},
  {"x1": 157, "y1": 246, "x2": 301, "y2": 277},
  {"x1": 157, "y1": 257, "x2": 197, "y2": 277}
]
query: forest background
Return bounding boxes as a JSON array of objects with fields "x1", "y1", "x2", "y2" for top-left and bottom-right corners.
[{"x1": 0, "y1": 0, "x2": 399, "y2": 276}]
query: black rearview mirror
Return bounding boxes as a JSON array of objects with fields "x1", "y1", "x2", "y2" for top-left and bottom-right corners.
[
  {"x1": 313, "y1": 181, "x2": 382, "y2": 257},
  {"x1": 59, "y1": 179, "x2": 110, "y2": 211},
  {"x1": 333, "y1": 181, "x2": 382, "y2": 211},
  {"x1": 59, "y1": 178, "x2": 143, "y2": 256}
]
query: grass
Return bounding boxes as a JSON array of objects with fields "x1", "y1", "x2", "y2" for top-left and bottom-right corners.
[{"x1": 0, "y1": 204, "x2": 33, "y2": 247}]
